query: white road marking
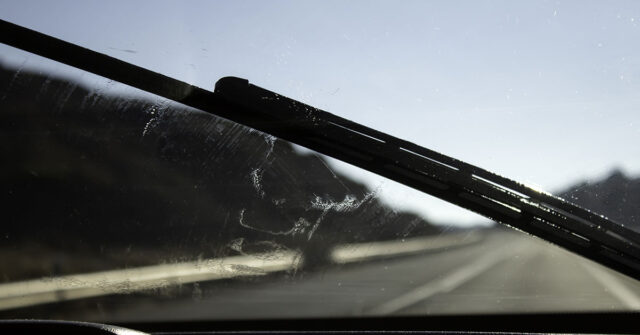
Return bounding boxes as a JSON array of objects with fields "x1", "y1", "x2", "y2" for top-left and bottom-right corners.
[
  {"x1": 0, "y1": 251, "x2": 300, "y2": 311},
  {"x1": 368, "y1": 241, "x2": 536, "y2": 315},
  {"x1": 0, "y1": 232, "x2": 481, "y2": 311},
  {"x1": 331, "y1": 231, "x2": 483, "y2": 264},
  {"x1": 579, "y1": 259, "x2": 640, "y2": 309}
]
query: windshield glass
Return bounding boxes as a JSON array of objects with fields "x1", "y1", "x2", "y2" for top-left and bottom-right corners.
[{"x1": 1, "y1": 0, "x2": 640, "y2": 322}]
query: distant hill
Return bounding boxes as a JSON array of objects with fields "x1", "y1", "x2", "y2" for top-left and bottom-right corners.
[
  {"x1": 0, "y1": 62, "x2": 442, "y2": 279},
  {"x1": 558, "y1": 169, "x2": 640, "y2": 232}
]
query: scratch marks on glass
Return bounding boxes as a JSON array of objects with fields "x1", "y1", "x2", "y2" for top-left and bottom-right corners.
[
  {"x1": 225, "y1": 238, "x2": 293, "y2": 262},
  {"x1": 238, "y1": 189, "x2": 378, "y2": 240},
  {"x1": 35, "y1": 76, "x2": 53, "y2": 101},
  {"x1": 315, "y1": 154, "x2": 351, "y2": 193},
  {"x1": 250, "y1": 168, "x2": 266, "y2": 198},
  {"x1": 238, "y1": 208, "x2": 294, "y2": 236},
  {"x1": 399, "y1": 216, "x2": 423, "y2": 238},
  {"x1": 311, "y1": 191, "x2": 377, "y2": 213},
  {"x1": 56, "y1": 82, "x2": 80, "y2": 113},
  {"x1": 302, "y1": 190, "x2": 378, "y2": 240},
  {"x1": 1, "y1": 59, "x2": 27, "y2": 101},
  {"x1": 141, "y1": 100, "x2": 169, "y2": 138},
  {"x1": 263, "y1": 134, "x2": 276, "y2": 159},
  {"x1": 228, "y1": 237, "x2": 245, "y2": 254},
  {"x1": 291, "y1": 217, "x2": 319, "y2": 240},
  {"x1": 247, "y1": 128, "x2": 277, "y2": 159},
  {"x1": 142, "y1": 106, "x2": 158, "y2": 137},
  {"x1": 238, "y1": 208, "x2": 318, "y2": 238},
  {"x1": 79, "y1": 79, "x2": 116, "y2": 110},
  {"x1": 273, "y1": 198, "x2": 287, "y2": 206}
]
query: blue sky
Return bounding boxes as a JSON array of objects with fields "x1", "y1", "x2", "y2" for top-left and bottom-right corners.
[{"x1": 2, "y1": 0, "x2": 639, "y2": 225}]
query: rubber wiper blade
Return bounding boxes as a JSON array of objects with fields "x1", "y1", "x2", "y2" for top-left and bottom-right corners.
[
  {"x1": 2, "y1": 19, "x2": 640, "y2": 280},
  {"x1": 214, "y1": 77, "x2": 640, "y2": 278}
]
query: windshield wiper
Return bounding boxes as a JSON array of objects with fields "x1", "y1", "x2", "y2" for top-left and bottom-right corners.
[{"x1": 3, "y1": 19, "x2": 640, "y2": 280}]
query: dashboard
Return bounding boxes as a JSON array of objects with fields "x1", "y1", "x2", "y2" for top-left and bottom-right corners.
[{"x1": 3, "y1": 313, "x2": 640, "y2": 334}]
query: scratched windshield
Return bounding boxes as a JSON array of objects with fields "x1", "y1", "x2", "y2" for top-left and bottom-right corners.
[{"x1": 2, "y1": 0, "x2": 640, "y2": 322}]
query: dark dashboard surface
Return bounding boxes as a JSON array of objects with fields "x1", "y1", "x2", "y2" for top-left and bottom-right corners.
[{"x1": 3, "y1": 313, "x2": 640, "y2": 335}]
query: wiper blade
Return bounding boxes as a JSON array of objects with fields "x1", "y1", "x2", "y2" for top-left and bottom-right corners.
[
  {"x1": 215, "y1": 77, "x2": 640, "y2": 273},
  {"x1": 2, "y1": 19, "x2": 640, "y2": 280}
]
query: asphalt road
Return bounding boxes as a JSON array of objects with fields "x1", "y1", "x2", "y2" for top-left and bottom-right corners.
[{"x1": 96, "y1": 228, "x2": 640, "y2": 322}]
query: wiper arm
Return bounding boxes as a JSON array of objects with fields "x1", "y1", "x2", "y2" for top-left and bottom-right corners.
[
  {"x1": 215, "y1": 77, "x2": 640, "y2": 275},
  {"x1": 3, "y1": 19, "x2": 640, "y2": 280}
]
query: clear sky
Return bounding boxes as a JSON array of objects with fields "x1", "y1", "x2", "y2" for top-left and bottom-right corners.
[{"x1": 2, "y1": 0, "x2": 639, "y2": 225}]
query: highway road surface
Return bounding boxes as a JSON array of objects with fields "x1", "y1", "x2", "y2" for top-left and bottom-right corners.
[{"x1": 80, "y1": 228, "x2": 640, "y2": 322}]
